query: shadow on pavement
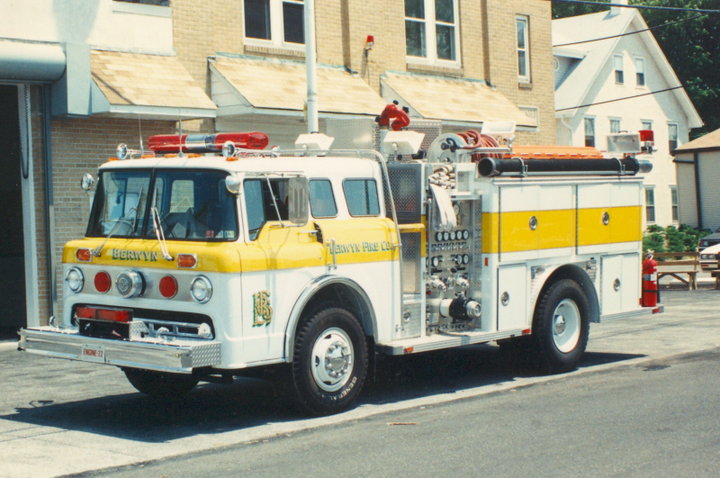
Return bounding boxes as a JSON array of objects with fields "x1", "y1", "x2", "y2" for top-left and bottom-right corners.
[{"x1": 0, "y1": 344, "x2": 643, "y2": 443}]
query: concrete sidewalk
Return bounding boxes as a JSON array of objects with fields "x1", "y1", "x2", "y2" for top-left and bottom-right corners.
[{"x1": 1, "y1": 289, "x2": 718, "y2": 478}]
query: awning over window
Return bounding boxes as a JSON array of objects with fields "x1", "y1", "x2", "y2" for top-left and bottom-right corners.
[
  {"x1": 381, "y1": 72, "x2": 536, "y2": 128},
  {"x1": 209, "y1": 56, "x2": 386, "y2": 118},
  {"x1": 91, "y1": 50, "x2": 216, "y2": 119}
]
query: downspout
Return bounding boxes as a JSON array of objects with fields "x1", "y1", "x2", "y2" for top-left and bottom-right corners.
[
  {"x1": 304, "y1": 0, "x2": 319, "y2": 134},
  {"x1": 42, "y1": 85, "x2": 56, "y2": 319},
  {"x1": 693, "y1": 151, "x2": 702, "y2": 229}
]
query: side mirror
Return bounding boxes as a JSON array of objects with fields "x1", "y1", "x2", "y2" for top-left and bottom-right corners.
[
  {"x1": 80, "y1": 173, "x2": 96, "y2": 192},
  {"x1": 225, "y1": 175, "x2": 241, "y2": 195},
  {"x1": 287, "y1": 176, "x2": 309, "y2": 226}
]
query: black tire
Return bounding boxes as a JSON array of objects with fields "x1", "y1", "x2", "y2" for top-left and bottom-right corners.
[
  {"x1": 529, "y1": 279, "x2": 590, "y2": 374},
  {"x1": 123, "y1": 368, "x2": 199, "y2": 398},
  {"x1": 292, "y1": 307, "x2": 368, "y2": 416}
]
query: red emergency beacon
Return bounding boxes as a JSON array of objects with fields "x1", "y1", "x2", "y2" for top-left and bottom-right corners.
[{"x1": 147, "y1": 132, "x2": 269, "y2": 155}]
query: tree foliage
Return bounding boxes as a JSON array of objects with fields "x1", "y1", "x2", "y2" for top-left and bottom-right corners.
[{"x1": 553, "y1": 1, "x2": 719, "y2": 138}]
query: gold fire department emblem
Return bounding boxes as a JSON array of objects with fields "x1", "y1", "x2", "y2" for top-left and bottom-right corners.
[{"x1": 252, "y1": 291, "x2": 273, "y2": 327}]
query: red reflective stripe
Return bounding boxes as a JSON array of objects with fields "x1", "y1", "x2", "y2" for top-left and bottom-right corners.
[{"x1": 75, "y1": 306, "x2": 131, "y2": 323}]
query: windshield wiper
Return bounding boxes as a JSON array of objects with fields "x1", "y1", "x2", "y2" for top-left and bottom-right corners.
[
  {"x1": 92, "y1": 214, "x2": 134, "y2": 257},
  {"x1": 151, "y1": 207, "x2": 173, "y2": 261},
  {"x1": 92, "y1": 188, "x2": 144, "y2": 257}
]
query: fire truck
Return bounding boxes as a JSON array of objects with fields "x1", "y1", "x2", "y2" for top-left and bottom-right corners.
[{"x1": 19, "y1": 117, "x2": 657, "y2": 415}]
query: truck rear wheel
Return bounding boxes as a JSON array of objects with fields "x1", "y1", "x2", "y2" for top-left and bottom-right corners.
[
  {"x1": 292, "y1": 307, "x2": 368, "y2": 415},
  {"x1": 530, "y1": 279, "x2": 590, "y2": 373},
  {"x1": 123, "y1": 368, "x2": 199, "y2": 398}
]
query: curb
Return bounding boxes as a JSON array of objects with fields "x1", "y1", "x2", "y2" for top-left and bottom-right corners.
[{"x1": 55, "y1": 345, "x2": 720, "y2": 478}]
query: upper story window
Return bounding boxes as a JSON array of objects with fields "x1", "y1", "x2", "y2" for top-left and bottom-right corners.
[
  {"x1": 635, "y1": 57, "x2": 646, "y2": 86},
  {"x1": 645, "y1": 187, "x2": 656, "y2": 223},
  {"x1": 343, "y1": 179, "x2": 380, "y2": 217},
  {"x1": 614, "y1": 54, "x2": 624, "y2": 84},
  {"x1": 244, "y1": 0, "x2": 304, "y2": 48},
  {"x1": 405, "y1": 0, "x2": 460, "y2": 65},
  {"x1": 668, "y1": 123, "x2": 679, "y2": 152},
  {"x1": 516, "y1": 15, "x2": 530, "y2": 83},
  {"x1": 610, "y1": 118, "x2": 621, "y2": 134},
  {"x1": 584, "y1": 117, "x2": 596, "y2": 147}
]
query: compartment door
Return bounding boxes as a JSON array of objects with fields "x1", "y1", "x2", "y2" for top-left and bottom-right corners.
[{"x1": 497, "y1": 264, "x2": 528, "y2": 331}]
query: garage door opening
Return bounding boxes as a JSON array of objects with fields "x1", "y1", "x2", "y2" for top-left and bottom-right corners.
[{"x1": 0, "y1": 85, "x2": 27, "y2": 336}]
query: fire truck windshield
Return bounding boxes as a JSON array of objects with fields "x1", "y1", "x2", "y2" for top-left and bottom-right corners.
[{"x1": 86, "y1": 169, "x2": 238, "y2": 241}]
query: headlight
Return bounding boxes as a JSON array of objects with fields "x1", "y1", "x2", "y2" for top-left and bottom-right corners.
[
  {"x1": 65, "y1": 267, "x2": 84, "y2": 293},
  {"x1": 190, "y1": 276, "x2": 213, "y2": 303}
]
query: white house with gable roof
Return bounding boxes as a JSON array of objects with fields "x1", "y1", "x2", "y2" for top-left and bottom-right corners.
[{"x1": 553, "y1": 1, "x2": 702, "y2": 228}]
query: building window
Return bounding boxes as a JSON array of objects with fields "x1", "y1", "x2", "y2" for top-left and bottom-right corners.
[
  {"x1": 635, "y1": 57, "x2": 646, "y2": 86},
  {"x1": 645, "y1": 187, "x2": 656, "y2": 223},
  {"x1": 614, "y1": 54, "x2": 624, "y2": 84},
  {"x1": 244, "y1": 0, "x2": 304, "y2": 47},
  {"x1": 584, "y1": 117, "x2": 595, "y2": 147},
  {"x1": 609, "y1": 118, "x2": 621, "y2": 134},
  {"x1": 670, "y1": 186, "x2": 678, "y2": 222},
  {"x1": 516, "y1": 15, "x2": 530, "y2": 82},
  {"x1": 405, "y1": 0, "x2": 459, "y2": 64},
  {"x1": 668, "y1": 123, "x2": 679, "y2": 152},
  {"x1": 641, "y1": 120, "x2": 653, "y2": 131}
]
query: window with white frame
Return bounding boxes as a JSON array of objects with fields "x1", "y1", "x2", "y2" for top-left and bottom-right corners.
[
  {"x1": 641, "y1": 120, "x2": 653, "y2": 131},
  {"x1": 668, "y1": 123, "x2": 679, "y2": 152},
  {"x1": 614, "y1": 54, "x2": 624, "y2": 84},
  {"x1": 609, "y1": 118, "x2": 621, "y2": 134},
  {"x1": 404, "y1": 0, "x2": 460, "y2": 64},
  {"x1": 244, "y1": 0, "x2": 304, "y2": 47},
  {"x1": 584, "y1": 117, "x2": 596, "y2": 147},
  {"x1": 645, "y1": 187, "x2": 656, "y2": 223},
  {"x1": 635, "y1": 57, "x2": 646, "y2": 86},
  {"x1": 670, "y1": 186, "x2": 678, "y2": 222},
  {"x1": 516, "y1": 15, "x2": 530, "y2": 82}
]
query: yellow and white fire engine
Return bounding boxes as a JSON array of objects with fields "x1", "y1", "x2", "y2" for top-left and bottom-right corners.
[{"x1": 19, "y1": 122, "x2": 656, "y2": 415}]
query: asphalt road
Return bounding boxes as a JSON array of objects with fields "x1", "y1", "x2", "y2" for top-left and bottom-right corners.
[
  {"x1": 1, "y1": 288, "x2": 719, "y2": 477},
  {"x1": 73, "y1": 350, "x2": 720, "y2": 478}
]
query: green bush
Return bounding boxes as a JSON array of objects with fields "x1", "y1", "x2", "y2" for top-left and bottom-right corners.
[{"x1": 642, "y1": 224, "x2": 707, "y2": 253}]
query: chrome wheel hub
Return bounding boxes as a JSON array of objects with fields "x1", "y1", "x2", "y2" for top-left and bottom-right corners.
[
  {"x1": 311, "y1": 327, "x2": 354, "y2": 392},
  {"x1": 552, "y1": 298, "x2": 581, "y2": 353}
]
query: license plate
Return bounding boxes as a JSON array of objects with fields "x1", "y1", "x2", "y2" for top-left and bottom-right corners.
[{"x1": 81, "y1": 344, "x2": 106, "y2": 363}]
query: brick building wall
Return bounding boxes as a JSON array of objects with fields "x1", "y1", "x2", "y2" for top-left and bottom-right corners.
[{"x1": 171, "y1": 0, "x2": 555, "y2": 144}]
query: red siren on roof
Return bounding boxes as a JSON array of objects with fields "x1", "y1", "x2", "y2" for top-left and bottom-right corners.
[{"x1": 147, "y1": 132, "x2": 269, "y2": 155}]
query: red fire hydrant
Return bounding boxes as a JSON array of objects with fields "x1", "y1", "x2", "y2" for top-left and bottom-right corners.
[{"x1": 641, "y1": 252, "x2": 658, "y2": 307}]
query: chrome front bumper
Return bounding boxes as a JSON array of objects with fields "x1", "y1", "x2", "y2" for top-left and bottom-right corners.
[{"x1": 18, "y1": 327, "x2": 221, "y2": 373}]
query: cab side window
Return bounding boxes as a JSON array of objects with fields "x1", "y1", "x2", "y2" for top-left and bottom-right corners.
[
  {"x1": 309, "y1": 179, "x2": 337, "y2": 218},
  {"x1": 343, "y1": 179, "x2": 380, "y2": 216},
  {"x1": 244, "y1": 178, "x2": 290, "y2": 240}
]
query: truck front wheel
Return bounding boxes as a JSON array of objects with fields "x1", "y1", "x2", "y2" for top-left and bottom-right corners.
[
  {"x1": 292, "y1": 307, "x2": 368, "y2": 415},
  {"x1": 531, "y1": 279, "x2": 590, "y2": 373},
  {"x1": 123, "y1": 368, "x2": 199, "y2": 398}
]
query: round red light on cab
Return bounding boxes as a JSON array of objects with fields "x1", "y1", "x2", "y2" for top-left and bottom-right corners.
[
  {"x1": 94, "y1": 271, "x2": 111, "y2": 293},
  {"x1": 76, "y1": 248, "x2": 92, "y2": 262},
  {"x1": 159, "y1": 275, "x2": 178, "y2": 298}
]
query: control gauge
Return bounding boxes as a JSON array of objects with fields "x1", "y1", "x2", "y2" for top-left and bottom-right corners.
[
  {"x1": 462, "y1": 254, "x2": 471, "y2": 264},
  {"x1": 442, "y1": 231, "x2": 450, "y2": 241},
  {"x1": 435, "y1": 232, "x2": 444, "y2": 242},
  {"x1": 462, "y1": 230, "x2": 470, "y2": 240},
  {"x1": 449, "y1": 230, "x2": 457, "y2": 241},
  {"x1": 431, "y1": 256, "x2": 441, "y2": 268}
]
